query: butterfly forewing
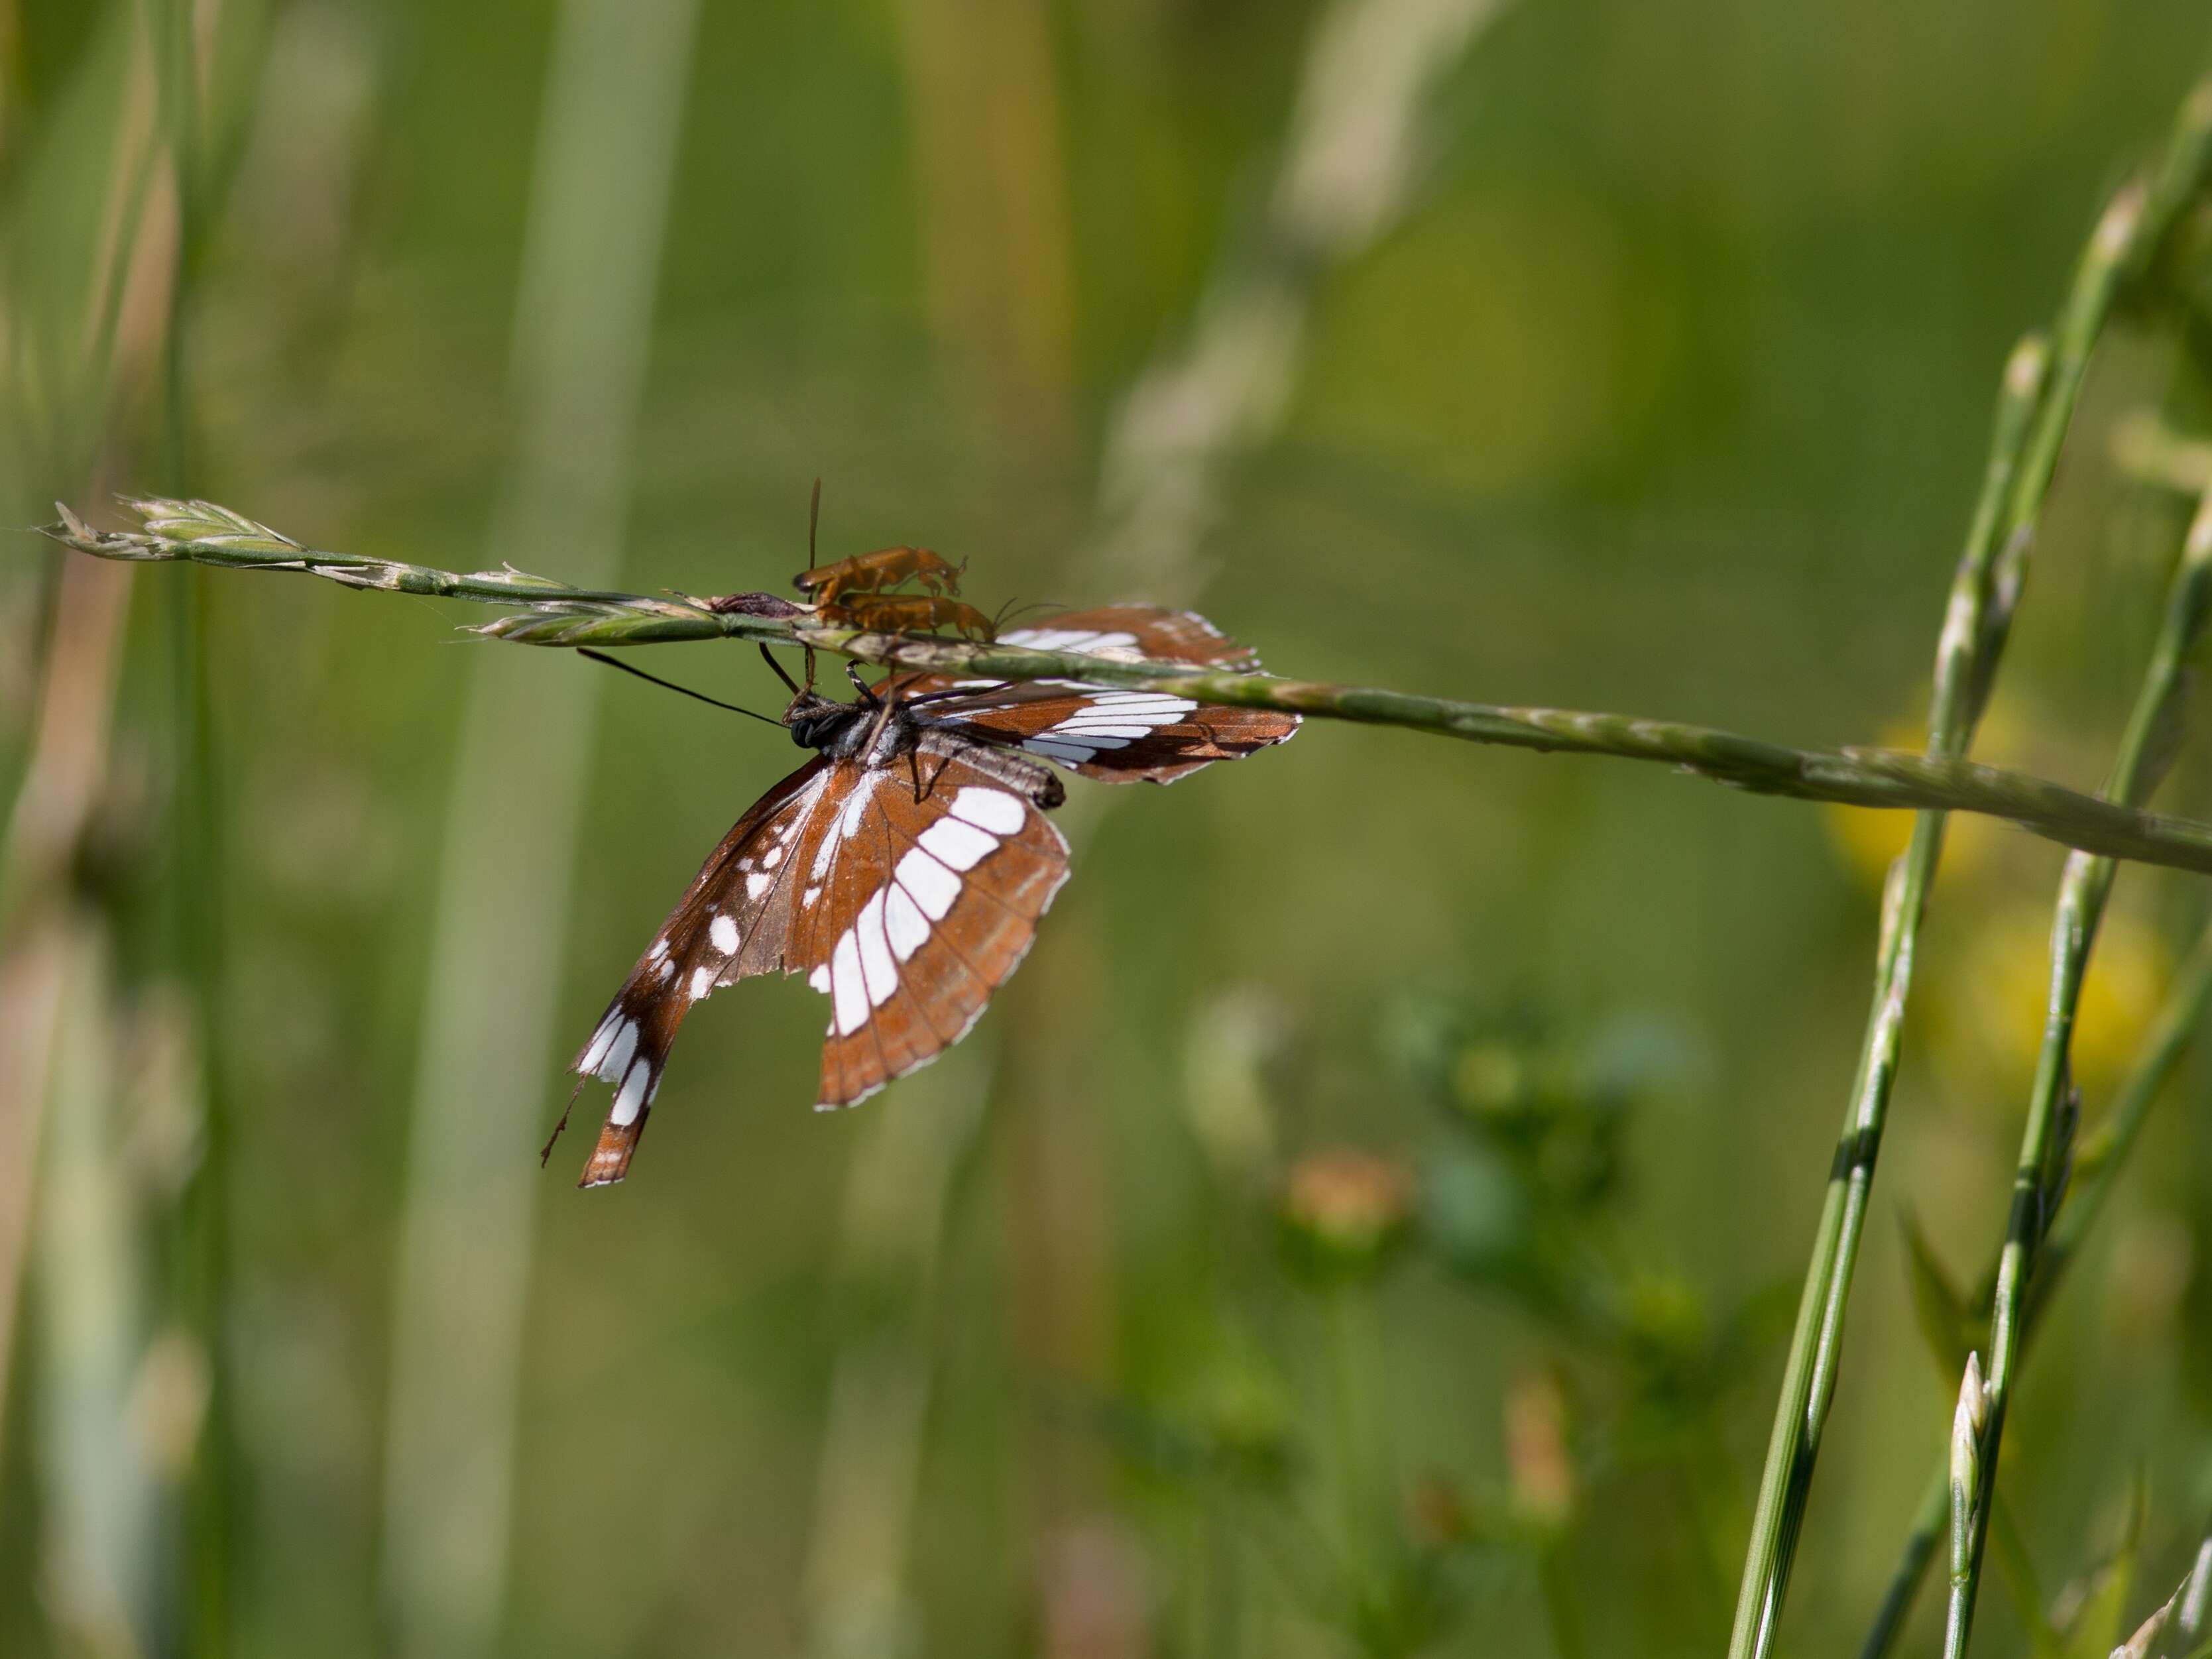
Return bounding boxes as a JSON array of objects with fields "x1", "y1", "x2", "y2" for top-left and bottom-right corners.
[
  {"x1": 793, "y1": 739, "x2": 1069, "y2": 1109},
  {"x1": 569, "y1": 756, "x2": 832, "y2": 1184},
  {"x1": 894, "y1": 606, "x2": 1300, "y2": 783}
]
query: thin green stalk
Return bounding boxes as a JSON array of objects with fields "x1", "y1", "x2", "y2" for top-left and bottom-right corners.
[
  {"x1": 2003, "y1": 79, "x2": 2212, "y2": 553},
  {"x1": 1861, "y1": 1469, "x2": 1948, "y2": 1659},
  {"x1": 1855, "y1": 913, "x2": 2212, "y2": 1659},
  {"x1": 1987, "y1": 1495, "x2": 2054, "y2": 1650},
  {"x1": 1539, "y1": 1544, "x2": 1590, "y2": 1659},
  {"x1": 1728, "y1": 72, "x2": 2212, "y2": 1659},
  {"x1": 43, "y1": 498, "x2": 2212, "y2": 882},
  {"x1": 1944, "y1": 485, "x2": 2212, "y2": 1656},
  {"x1": 1728, "y1": 336, "x2": 2043, "y2": 1659},
  {"x1": 1326, "y1": 1287, "x2": 1376, "y2": 1577},
  {"x1": 139, "y1": 0, "x2": 234, "y2": 1646},
  {"x1": 168, "y1": 572, "x2": 232, "y2": 1659}
]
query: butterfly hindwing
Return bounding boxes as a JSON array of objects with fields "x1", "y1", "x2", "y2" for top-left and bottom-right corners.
[{"x1": 791, "y1": 738, "x2": 1069, "y2": 1110}]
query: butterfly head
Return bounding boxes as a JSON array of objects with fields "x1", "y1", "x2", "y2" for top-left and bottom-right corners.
[
  {"x1": 783, "y1": 688, "x2": 917, "y2": 767},
  {"x1": 782, "y1": 689, "x2": 852, "y2": 749}
]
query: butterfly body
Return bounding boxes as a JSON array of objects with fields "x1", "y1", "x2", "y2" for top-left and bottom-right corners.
[{"x1": 563, "y1": 606, "x2": 1296, "y2": 1187}]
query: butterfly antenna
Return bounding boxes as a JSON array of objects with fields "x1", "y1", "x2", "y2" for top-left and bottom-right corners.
[
  {"x1": 759, "y1": 642, "x2": 805, "y2": 697},
  {"x1": 580, "y1": 649, "x2": 782, "y2": 726},
  {"x1": 808, "y1": 476, "x2": 822, "y2": 565}
]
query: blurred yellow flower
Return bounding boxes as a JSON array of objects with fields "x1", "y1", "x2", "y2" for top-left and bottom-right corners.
[{"x1": 1953, "y1": 907, "x2": 2171, "y2": 1096}]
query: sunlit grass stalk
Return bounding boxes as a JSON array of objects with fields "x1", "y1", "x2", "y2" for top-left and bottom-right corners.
[
  {"x1": 1727, "y1": 72, "x2": 2212, "y2": 1659},
  {"x1": 1855, "y1": 908, "x2": 2212, "y2": 1658},
  {"x1": 0, "y1": 0, "x2": 170, "y2": 1486},
  {"x1": 1726, "y1": 335, "x2": 2044, "y2": 1659},
  {"x1": 1939, "y1": 482, "x2": 2212, "y2": 1655},
  {"x1": 376, "y1": 5, "x2": 699, "y2": 1654},
  {"x1": 45, "y1": 496, "x2": 2212, "y2": 882},
  {"x1": 2103, "y1": 1526, "x2": 2212, "y2": 1658}
]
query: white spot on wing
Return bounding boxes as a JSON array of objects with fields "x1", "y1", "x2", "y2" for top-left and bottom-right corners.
[
  {"x1": 710, "y1": 914, "x2": 740, "y2": 954},
  {"x1": 597, "y1": 1019, "x2": 638, "y2": 1084},
  {"x1": 646, "y1": 938, "x2": 669, "y2": 962},
  {"x1": 763, "y1": 845, "x2": 784, "y2": 870},
  {"x1": 579, "y1": 1012, "x2": 624, "y2": 1075},
  {"x1": 830, "y1": 933, "x2": 868, "y2": 1035},
  {"x1": 895, "y1": 848, "x2": 960, "y2": 919},
  {"x1": 854, "y1": 891, "x2": 898, "y2": 1006},
  {"x1": 1000, "y1": 627, "x2": 1141, "y2": 659},
  {"x1": 803, "y1": 884, "x2": 823, "y2": 907},
  {"x1": 919, "y1": 817, "x2": 996, "y2": 872},
  {"x1": 1026, "y1": 738, "x2": 1095, "y2": 764},
  {"x1": 1059, "y1": 706, "x2": 1191, "y2": 727},
  {"x1": 950, "y1": 787, "x2": 1025, "y2": 836},
  {"x1": 885, "y1": 885, "x2": 930, "y2": 960},
  {"x1": 690, "y1": 966, "x2": 713, "y2": 1000},
  {"x1": 745, "y1": 872, "x2": 771, "y2": 899},
  {"x1": 1045, "y1": 695, "x2": 1194, "y2": 746},
  {"x1": 611, "y1": 1058, "x2": 650, "y2": 1125},
  {"x1": 836, "y1": 779, "x2": 874, "y2": 839},
  {"x1": 811, "y1": 775, "x2": 880, "y2": 882},
  {"x1": 808, "y1": 964, "x2": 831, "y2": 992}
]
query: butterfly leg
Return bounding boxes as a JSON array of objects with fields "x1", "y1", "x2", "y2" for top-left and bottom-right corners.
[
  {"x1": 540, "y1": 1073, "x2": 588, "y2": 1167},
  {"x1": 845, "y1": 660, "x2": 878, "y2": 704},
  {"x1": 859, "y1": 692, "x2": 900, "y2": 762}
]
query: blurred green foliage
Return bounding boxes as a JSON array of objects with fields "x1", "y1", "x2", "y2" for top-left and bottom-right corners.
[{"x1": 5, "y1": 1, "x2": 2212, "y2": 1656}]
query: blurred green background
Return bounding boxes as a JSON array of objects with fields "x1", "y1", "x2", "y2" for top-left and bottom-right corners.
[{"x1": 5, "y1": 1, "x2": 2212, "y2": 1655}]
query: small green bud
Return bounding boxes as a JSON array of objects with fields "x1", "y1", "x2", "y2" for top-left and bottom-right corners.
[{"x1": 1950, "y1": 1351, "x2": 1987, "y2": 1509}]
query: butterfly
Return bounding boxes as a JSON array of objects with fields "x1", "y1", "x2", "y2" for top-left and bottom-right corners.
[{"x1": 559, "y1": 606, "x2": 1299, "y2": 1186}]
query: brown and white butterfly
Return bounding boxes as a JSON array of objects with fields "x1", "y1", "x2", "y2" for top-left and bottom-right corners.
[{"x1": 561, "y1": 606, "x2": 1298, "y2": 1186}]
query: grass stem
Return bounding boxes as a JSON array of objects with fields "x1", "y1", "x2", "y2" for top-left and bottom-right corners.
[
  {"x1": 44, "y1": 497, "x2": 2212, "y2": 884},
  {"x1": 1725, "y1": 69, "x2": 2212, "y2": 1658},
  {"x1": 1942, "y1": 480, "x2": 2212, "y2": 1655},
  {"x1": 1854, "y1": 907, "x2": 2212, "y2": 1658}
]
